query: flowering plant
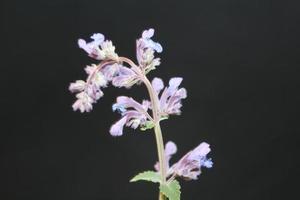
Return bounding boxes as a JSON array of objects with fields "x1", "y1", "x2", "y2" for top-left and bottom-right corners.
[{"x1": 69, "y1": 28, "x2": 213, "y2": 200}]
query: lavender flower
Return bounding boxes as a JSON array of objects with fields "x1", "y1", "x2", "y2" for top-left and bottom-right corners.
[
  {"x1": 151, "y1": 77, "x2": 187, "y2": 116},
  {"x1": 70, "y1": 63, "x2": 141, "y2": 112},
  {"x1": 78, "y1": 33, "x2": 118, "y2": 61},
  {"x1": 155, "y1": 141, "x2": 177, "y2": 171},
  {"x1": 110, "y1": 96, "x2": 152, "y2": 136},
  {"x1": 170, "y1": 142, "x2": 213, "y2": 180},
  {"x1": 72, "y1": 92, "x2": 94, "y2": 113},
  {"x1": 136, "y1": 28, "x2": 162, "y2": 72},
  {"x1": 111, "y1": 65, "x2": 139, "y2": 88}
]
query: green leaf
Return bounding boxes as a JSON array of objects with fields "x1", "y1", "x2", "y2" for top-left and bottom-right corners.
[
  {"x1": 159, "y1": 180, "x2": 181, "y2": 200},
  {"x1": 130, "y1": 171, "x2": 161, "y2": 183}
]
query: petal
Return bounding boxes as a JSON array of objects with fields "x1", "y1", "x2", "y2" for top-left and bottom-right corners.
[
  {"x1": 189, "y1": 142, "x2": 211, "y2": 160},
  {"x1": 116, "y1": 96, "x2": 145, "y2": 113},
  {"x1": 110, "y1": 116, "x2": 127, "y2": 136},
  {"x1": 90, "y1": 33, "x2": 105, "y2": 45},
  {"x1": 78, "y1": 39, "x2": 92, "y2": 54},
  {"x1": 165, "y1": 141, "x2": 177, "y2": 157},
  {"x1": 152, "y1": 77, "x2": 164, "y2": 94},
  {"x1": 69, "y1": 80, "x2": 86, "y2": 93},
  {"x1": 169, "y1": 77, "x2": 183, "y2": 90},
  {"x1": 142, "y1": 28, "x2": 154, "y2": 39}
]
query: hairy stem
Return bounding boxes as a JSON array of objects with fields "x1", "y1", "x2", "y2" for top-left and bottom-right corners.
[{"x1": 118, "y1": 57, "x2": 167, "y2": 200}]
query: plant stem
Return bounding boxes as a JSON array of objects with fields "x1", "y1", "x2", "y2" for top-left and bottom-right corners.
[
  {"x1": 142, "y1": 76, "x2": 167, "y2": 200},
  {"x1": 118, "y1": 57, "x2": 167, "y2": 200}
]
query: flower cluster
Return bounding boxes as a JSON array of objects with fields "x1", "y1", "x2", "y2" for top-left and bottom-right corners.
[
  {"x1": 152, "y1": 77, "x2": 187, "y2": 116},
  {"x1": 69, "y1": 29, "x2": 162, "y2": 113},
  {"x1": 110, "y1": 96, "x2": 152, "y2": 136},
  {"x1": 136, "y1": 29, "x2": 162, "y2": 73},
  {"x1": 110, "y1": 76, "x2": 187, "y2": 135},
  {"x1": 78, "y1": 33, "x2": 118, "y2": 61},
  {"x1": 156, "y1": 141, "x2": 213, "y2": 180}
]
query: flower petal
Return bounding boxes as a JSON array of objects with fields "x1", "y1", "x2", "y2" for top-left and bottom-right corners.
[
  {"x1": 110, "y1": 116, "x2": 127, "y2": 136},
  {"x1": 152, "y1": 77, "x2": 164, "y2": 94},
  {"x1": 142, "y1": 28, "x2": 154, "y2": 39}
]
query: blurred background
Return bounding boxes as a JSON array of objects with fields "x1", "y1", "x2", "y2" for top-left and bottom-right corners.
[{"x1": 1, "y1": 0, "x2": 299, "y2": 199}]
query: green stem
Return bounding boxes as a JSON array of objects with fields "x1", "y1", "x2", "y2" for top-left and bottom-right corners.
[{"x1": 118, "y1": 57, "x2": 167, "y2": 200}]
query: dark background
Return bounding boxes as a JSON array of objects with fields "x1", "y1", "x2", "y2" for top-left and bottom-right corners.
[{"x1": 1, "y1": 0, "x2": 299, "y2": 199}]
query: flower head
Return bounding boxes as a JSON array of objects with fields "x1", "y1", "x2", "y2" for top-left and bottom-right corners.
[
  {"x1": 69, "y1": 63, "x2": 140, "y2": 113},
  {"x1": 78, "y1": 33, "x2": 118, "y2": 61},
  {"x1": 110, "y1": 96, "x2": 152, "y2": 136},
  {"x1": 151, "y1": 77, "x2": 187, "y2": 117},
  {"x1": 136, "y1": 28, "x2": 162, "y2": 72},
  {"x1": 170, "y1": 142, "x2": 213, "y2": 180},
  {"x1": 154, "y1": 141, "x2": 177, "y2": 171},
  {"x1": 154, "y1": 142, "x2": 213, "y2": 180}
]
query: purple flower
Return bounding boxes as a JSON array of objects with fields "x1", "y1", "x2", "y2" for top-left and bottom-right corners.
[
  {"x1": 78, "y1": 33, "x2": 105, "y2": 60},
  {"x1": 69, "y1": 80, "x2": 86, "y2": 93},
  {"x1": 136, "y1": 28, "x2": 162, "y2": 71},
  {"x1": 141, "y1": 29, "x2": 163, "y2": 53},
  {"x1": 72, "y1": 92, "x2": 94, "y2": 113},
  {"x1": 78, "y1": 33, "x2": 118, "y2": 61},
  {"x1": 111, "y1": 65, "x2": 139, "y2": 88},
  {"x1": 70, "y1": 63, "x2": 142, "y2": 112},
  {"x1": 170, "y1": 142, "x2": 213, "y2": 180},
  {"x1": 110, "y1": 116, "x2": 127, "y2": 136},
  {"x1": 154, "y1": 142, "x2": 213, "y2": 180},
  {"x1": 110, "y1": 96, "x2": 152, "y2": 136},
  {"x1": 151, "y1": 77, "x2": 187, "y2": 116},
  {"x1": 154, "y1": 141, "x2": 177, "y2": 171}
]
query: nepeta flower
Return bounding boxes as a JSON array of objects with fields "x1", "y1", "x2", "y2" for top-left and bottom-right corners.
[
  {"x1": 170, "y1": 142, "x2": 213, "y2": 180},
  {"x1": 78, "y1": 33, "x2": 118, "y2": 61},
  {"x1": 136, "y1": 28, "x2": 162, "y2": 72},
  {"x1": 154, "y1": 141, "x2": 177, "y2": 171},
  {"x1": 152, "y1": 77, "x2": 187, "y2": 116},
  {"x1": 69, "y1": 67, "x2": 106, "y2": 112},
  {"x1": 72, "y1": 92, "x2": 94, "y2": 113},
  {"x1": 154, "y1": 142, "x2": 212, "y2": 180},
  {"x1": 110, "y1": 96, "x2": 152, "y2": 136},
  {"x1": 111, "y1": 65, "x2": 139, "y2": 88},
  {"x1": 70, "y1": 63, "x2": 141, "y2": 112}
]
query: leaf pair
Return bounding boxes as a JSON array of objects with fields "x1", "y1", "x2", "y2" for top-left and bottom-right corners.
[{"x1": 130, "y1": 171, "x2": 181, "y2": 200}]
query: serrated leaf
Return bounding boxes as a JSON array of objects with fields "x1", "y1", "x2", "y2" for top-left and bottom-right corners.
[
  {"x1": 159, "y1": 180, "x2": 181, "y2": 200},
  {"x1": 130, "y1": 171, "x2": 161, "y2": 183}
]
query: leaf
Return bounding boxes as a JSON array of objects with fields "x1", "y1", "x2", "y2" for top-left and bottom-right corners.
[
  {"x1": 159, "y1": 180, "x2": 181, "y2": 200},
  {"x1": 130, "y1": 171, "x2": 161, "y2": 183}
]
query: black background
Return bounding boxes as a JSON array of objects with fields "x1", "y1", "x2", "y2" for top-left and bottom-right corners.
[{"x1": 2, "y1": 0, "x2": 299, "y2": 199}]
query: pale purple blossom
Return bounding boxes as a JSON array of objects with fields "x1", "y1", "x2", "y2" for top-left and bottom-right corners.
[
  {"x1": 78, "y1": 33, "x2": 105, "y2": 60},
  {"x1": 151, "y1": 77, "x2": 187, "y2": 116},
  {"x1": 72, "y1": 92, "x2": 94, "y2": 113},
  {"x1": 154, "y1": 142, "x2": 213, "y2": 180},
  {"x1": 110, "y1": 116, "x2": 127, "y2": 136},
  {"x1": 141, "y1": 29, "x2": 163, "y2": 53},
  {"x1": 111, "y1": 66, "x2": 139, "y2": 88},
  {"x1": 69, "y1": 80, "x2": 86, "y2": 93},
  {"x1": 155, "y1": 141, "x2": 177, "y2": 171},
  {"x1": 110, "y1": 96, "x2": 152, "y2": 136},
  {"x1": 70, "y1": 63, "x2": 141, "y2": 112},
  {"x1": 78, "y1": 33, "x2": 118, "y2": 60},
  {"x1": 170, "y1": 142, "x2": 213, "y2": 180},
  {"x1": 136, "y1": 28, "x2": 162, "y2": 71}
]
